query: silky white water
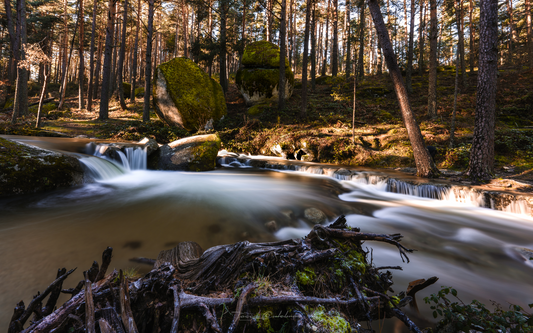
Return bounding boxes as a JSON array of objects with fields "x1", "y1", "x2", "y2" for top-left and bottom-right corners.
[{"x1": 1, "y1": 137, "x2": 533, "y2": 330}]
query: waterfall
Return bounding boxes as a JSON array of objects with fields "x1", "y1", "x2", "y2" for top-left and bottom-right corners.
[
  {"x1": 217, "y1": 154, "x2": 532, "y2": 216},
  {"x1": 80, "y1": 143, "x2": 147, "y2": 180}
]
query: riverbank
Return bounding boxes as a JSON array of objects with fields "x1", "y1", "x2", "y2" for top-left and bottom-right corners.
[{"x1": 1, "y1": 67, "x2": 532, "y2": 188}]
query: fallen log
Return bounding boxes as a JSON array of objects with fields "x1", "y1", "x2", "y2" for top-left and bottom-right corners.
[{"x1": 10, "y1": 215, "x2": 435, "y2": 333}]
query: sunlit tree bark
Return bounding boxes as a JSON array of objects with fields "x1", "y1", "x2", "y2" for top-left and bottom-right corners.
[
  {"x1": 99, "y1": 0, "x2": 117, "y2": 120},
  {"x1": 130, "y1": 0, "x2": 141, "y2": 103},
  {"x1": 405, "y1": 0, "x2": 414, "y2": 93},
  {"x1": 331, "y1": 0, "x2": 339, "y2": 76},
  {"x1": 143, "y1": 0, "x2": 155, "y2": 122},
  {"x1": 11, "y1": 0, "x2": 28, "y2": 122},
  {"x1": 427, "y1": 0, "x2": 437, "y2": 118},
  {"x1": 279, "y1": 0, "x2": 287, "y2": 109},
  {"x1": 300, "y1": 0, "x2": 312, "y2": 118},
  {"x1": 468, "y1": 0, "x2": 498, "y2": 181},
  {"x1": 87, "y1": 0, "x2": 99, "y2": 111},
  {"x1": 117, "y1": 0, "x2": 128, "y2": 110},
  {"x1": 78, "y1": 0, "x2": 85, "y2": 109},
  {"x1": 367, "y1": 0, "x2": 439, "y2": 178}
]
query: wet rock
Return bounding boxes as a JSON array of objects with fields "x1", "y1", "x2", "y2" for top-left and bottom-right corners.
[
  {"x1": 236, "y1": 41, "x2": 294, "y2": 106},
  {"x1": 138, "y1": 137, "x2": 159, "y2": 156},
  {"x1": 153, "y1": 57, "x2": 226, "y2": 131},
  {"x1": 0, "y1": 137, "x2": 84, "y2": 196},
  {"x1": 304, "y1": 208, "x2": 327, "y2": 225},
  {"x1": 265, "y1": 220, "x2": 278, "y2": 232},
  {"x1": 148, "y1": 134, "x2": 221, "y2": 171}
]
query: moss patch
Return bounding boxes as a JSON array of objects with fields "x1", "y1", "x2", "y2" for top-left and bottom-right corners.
[
  {"x1": 154, "y1": 57, "x2": 227, "y2": 131},
  {"x1": 188, "y1": 134, "x2": 221, "y2": 171},
  {"x1": 310, "y1": 306, "x2": 351, "y2": 333},
  {"x1": 241, "y1": 41, "x2": 289, "y2": 69},
  {"x1": 0, "y1": 137, "x2": 84, "y2": 196}
]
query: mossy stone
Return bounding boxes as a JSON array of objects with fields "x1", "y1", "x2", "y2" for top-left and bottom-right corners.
[
  {"x1": 153, "y1": 57, "x2": 227, "y2": 131},
  {"x1": 134, "y1": 87, "x2": 144, "y2": 97},
  {"x1": 241, "y1": 41, "x2": 289, "y2": 69},
  {"x1": 236, "y1": 68, "x2": 294, "y2": 106},
  {"x1": 247, "y1": 103, "x2": 270, "y2": 116},
  {"x1": 148, "y1": 133, "x2": 221, "y2": 171},
  {"x1": 0, "y1": 137, "x2": 84, "y2": 196},
  {"x1": 123, "y1": 82, "x2": 132, "y2": 99}
]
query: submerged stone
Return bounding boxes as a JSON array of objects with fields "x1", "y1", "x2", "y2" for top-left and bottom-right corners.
[
  {"x1": 153, "y1": 57, "x2": 226, "y2": 131},
  {"x1": 236, "y1": 41, "x2": 294, "y2": 106},
  {"x1": 0, "y1": 137, "x2": 84, "y2": 196},
  {"x1": 148, "y1": 134, "x2": 221, "y2": 171}
]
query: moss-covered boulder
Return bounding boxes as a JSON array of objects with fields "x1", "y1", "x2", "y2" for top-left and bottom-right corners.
[
  {"x1": 0, "y1": 137, "x2": 84, "y2": 196},
  {"x1": 123, "y1": 82, "x2": 132, "y2": 99},
  {"x1": 236, "y1": 41, "x2": 294, "y2": 106},
  {"x1": 153, "y1": 57, "x2": 227, "y2": 132},
  {"x1": 148, "y1": 134, "x2": 221, "y2": 171}
]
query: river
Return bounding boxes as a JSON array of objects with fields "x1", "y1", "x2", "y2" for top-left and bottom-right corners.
[{"x1": 1, "y1": 136, "x2": 533, "y2": 330}]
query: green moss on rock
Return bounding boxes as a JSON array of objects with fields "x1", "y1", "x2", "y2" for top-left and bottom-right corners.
[
  {"x1": 188, "y1": 134, "x2": 221, "y2": 171},
  {"x1": 310, "y1": 306, "x2": 351, "y2": 333},
  {"x1": 241, "y1": 41, "x2": 289, "y2": 69},
  {"x1": 153, "y1": 57, "x2": 227, "y2": 131},
  {"x1": 0, "y1": 137, "x2": 84, "y2": 196},
  {"x1": 123, "y1": 82, "x2": 132, "y2": 99},
  {"x1": 236, "y1": 68, "x2": 294, "y2": 105}
]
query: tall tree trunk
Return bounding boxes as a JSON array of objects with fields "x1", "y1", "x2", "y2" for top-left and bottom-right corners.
[
  {"x1": 143, "y1": 0, "x2": 154, "y2": 121},
  {"x1": 241, "y1": 0, "x2": 247, "y2": 62},
  {"x1": 94, "y1": 34, "x2": 103, "y2": 99},
  {"x1": 468, "y1": 0, "x2": 498, "y2": 181},
  {"x1": 311, "y1": 5, "x2": 317, "y2": 90},
  {"x1": 36, "y1": 59, "x2": 50, "y2": 128},
  {"x1": 87, "y1": 0, "x2": 99, "y2": 112},
  {"x1": 469, "y1": 0, "x2": 474, "y2": 72},
  {"x1": 345, "y1": 0, "x2": 352, "y2": 78},
  {"x1": 449, "y1": 47, "x2": 459, "y2": 148},
  {"x1": 267, "y1": 0, "x2": 273, "y2": 42},
  {"x1": 300, "y1": 0, "x2": 312, "y2": 118},
  {"x1": 99, "y1": 0, "x2": 117, "y2": 120},
  {"x1": 117, "y1": 0, "x2": 128, "y2": 110},
  {"x1": 279, "y1": 0, "x2": 287, "y2": 110},
  {"x1": 331, "y1": 0, "x2": 339, "y2": 76},
  {"x1": 11, "y1": 0, "x2": 28, "y2": 122},
  {"x1": 506, "y1": 0, "x2": 515, "y2": 65},
  {"x1": 405, "y1": 0, "x2": 415, "y2": 93},
  {"x1": 368, "y1": 0, "x2": 439, "y2": 178},
  {"x1": 288, "y1": 0, "x2": 293, "y2": 69},
  {"x1": 427, "y1": 0, "x2": 438, "y2": 118},
  {"x1": 182, "y1": 1, "x2": 188, "y2": 58},
  {"x1": 79, "y1": 0, "x2": 85, "y2": 110},
  {"x1": 58, "y1": 0, "x2": 69, "y2": 107},
  {"x1": 3, "y1": 0, "x2": 17, "y2": 83},
  {"x1": 418, "y1": 0, "x2": 426, "y2": 74},
  {"x1": 321, "y1": 0, "x2": 331, "y2": 76},
  {"x1": 130, "y1": 0, "x2": 141, "y2": 102},
  {"x1": 357, "y1": 0, "x2": 366, "y2": 80},
  {"x1": 458, "y1": 0, "x2": 466, "y2": 88},
  {"x1": 527, "y1": 0, "x2": 533, "y2": 68},
  {"x1": 219, "y1": 0, "x2": 228, "y2": 93}
]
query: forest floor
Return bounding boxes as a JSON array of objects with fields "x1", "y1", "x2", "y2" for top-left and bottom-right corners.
[{"x1": 1, "y1": 65, "x2": 533, "y2": 191}]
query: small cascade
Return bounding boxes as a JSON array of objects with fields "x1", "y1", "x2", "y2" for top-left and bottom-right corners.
[
  {"x1": 79, "y1": 156, "x2": 126, "y2": 180},
  {"x1": 87, "y1": 143, "x2": 147, "y2": 171},
  {"x1": 501, "y1": 200, "x2": 532, "y2": 215},
  {"x1": 79, "y1": 143, "x2": 148, "y2": 180},
  {"x1": 216, "y1": 154, "x2": 533, "y2": 216}
]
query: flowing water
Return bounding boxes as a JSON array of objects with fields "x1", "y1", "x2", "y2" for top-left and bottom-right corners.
[{"x1": 1, "y1": 136, "x2": 533, "y2": 330}]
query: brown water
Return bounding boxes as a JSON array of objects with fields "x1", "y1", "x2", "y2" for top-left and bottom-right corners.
[{"x1": 2, "y1": 136, "x2": 533, "y2": 330}]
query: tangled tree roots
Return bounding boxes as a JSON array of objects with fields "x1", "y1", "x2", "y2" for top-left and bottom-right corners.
[{"x1": 9, "y1": 216, "x2": 436, "y2": 333}]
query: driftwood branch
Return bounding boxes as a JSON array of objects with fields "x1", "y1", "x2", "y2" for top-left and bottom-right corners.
[{"x1": 12, "y1": 216, "x2": 428, "y2": 333}]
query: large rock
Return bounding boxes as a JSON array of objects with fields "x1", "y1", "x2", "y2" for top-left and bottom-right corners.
[
  {"x1": 0, "y1": 137, "x2": 84, "y2": 196},
  {"x1": 153, "y1": 57, "x2": 226, "y2": 131},
  {"x1": 236, "y1": 41, "x2": 294, "y2": 106},
  {"x1": 148, "y1": 134, "x2": 221, "y2": 171}
]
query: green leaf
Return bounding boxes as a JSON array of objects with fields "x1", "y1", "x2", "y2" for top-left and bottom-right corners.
[{"x1": 451, "y1": 288, "x2": 457, "y2": 297}]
